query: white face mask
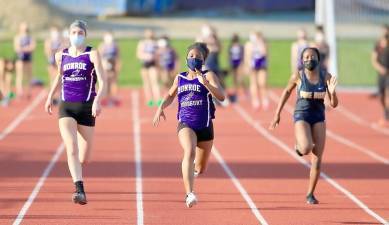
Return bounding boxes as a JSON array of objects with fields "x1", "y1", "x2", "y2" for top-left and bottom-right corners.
[
  {"x1": 69, "y1": 34, "x2": 85, "y2": 47},
  {"x1": 315, "y1": 33, "x2": 325, "y2": 43},
  {"x1": 104, "y1": 34, "x2": 114, "y2": 44},
  {"x1": 158, "y1": 39, "x2": 168, "y2": 48}
]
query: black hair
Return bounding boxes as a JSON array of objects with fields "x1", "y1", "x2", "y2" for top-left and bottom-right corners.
[
  {"x1": 300, "y1": 47, "x2": 321, "y2": 62},
  {"x1": 161, "y1": 35, "x2": 169, "y2": 40},
  {"x1": 231, "y1": 33, "x2": 240, "y2": 43},
  {"x1": 187, "y1": 42, "x2": 209, "y2": 60},
  {"x1": 316, "y1": 25, "x2": 324, "y2": 32}
]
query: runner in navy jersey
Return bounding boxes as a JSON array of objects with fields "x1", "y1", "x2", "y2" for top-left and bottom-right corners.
[
  {"x1": 270, "y1": 47, "x2": 338, "y2": 204},
  {"x1": 153, "y1": 42, "x2": 225, "y2": 208},
  {"x1": 45, "y1": 20, "x2": 106, "y2": 205}
]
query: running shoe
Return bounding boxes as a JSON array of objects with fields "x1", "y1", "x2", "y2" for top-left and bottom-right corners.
[
  {"x1": 185, "y1": 192, "x2": 197, "y2": 208},
  {"x1": 72, "y1": 191, "x2": 87, "y2": 205},
  {"x1": 306, "y1": 193, "x2": 319, "y2": 204},
  {"x1": 147, "y1": 100, "x2": 154, "y2": 107},
  {"x1": 157, "y1": 99, "x2": 163, "y2": 107},
  {"x1": 194, "y1": 170, "x2": 200, "y2": 178}
]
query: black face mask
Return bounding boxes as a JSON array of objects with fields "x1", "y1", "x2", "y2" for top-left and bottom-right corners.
[{"x1": 303, "y1": 59, "x2": 319, "y2": 71}]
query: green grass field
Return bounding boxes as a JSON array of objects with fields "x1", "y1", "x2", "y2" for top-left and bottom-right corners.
[{"x1": 0, "y1": 39, "x2": 377, "y2": 87}]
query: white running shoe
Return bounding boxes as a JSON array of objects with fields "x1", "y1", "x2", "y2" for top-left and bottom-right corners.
[
  {"x1": 194, "y1": 170, "x2": 199, "y2": 178},
  {"x1": 185, "y1": 192, "x2": 197, "y2": 208}
]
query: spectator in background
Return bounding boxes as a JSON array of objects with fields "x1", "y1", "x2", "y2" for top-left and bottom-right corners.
[
  {"x1": 0, "y1": 59, "x2": 5, "y2": 102},
  {"x1": 0, "y1": 59, "x2": 16, "y2": 106},
  {"x1": 198, "y1": 24, "x2": 229, "y2": 106},
  {"x1": 198, "y1": 24, "x2": 222, "y2": 79},
  {"x1": 371, "y1": 24, "x2": 389, "y2": 101},
  {"x1": 244, "y1": 31, "x2": 269, "y2": 110},
  {"x1": 14, "y1": 22, "x2": 36, "y2": 99},
  {"x1": 137, "y1": 29, "x2": 161, "y2": 107},
  {"x1": 372, "y1": 29, "x2": 389, "y2": 126},
  {"x1": 311, "y1": 25, "x2": 330, "y2": 74},
  {"x1": 291, "y1": 28, "x2": 309, "y2": 73},
  {"x1": 156, "y1": 35, "x2": 178, "y2": 94},
  {"x1": 99, "y1": 31, "x2": 121, "y2": 107},
  {"x1": 44, "y1": 25, "x2": 62, "y2": 105},
  {"x1": 228, "y1": 33, "x2": 245, "y2": 103},
  {"x1": 61, "y1": 28, "x2": 70, "y2": 49}
]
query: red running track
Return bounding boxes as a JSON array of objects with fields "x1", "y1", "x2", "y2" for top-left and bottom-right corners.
[{"x1": 0, "y1": 88, "x2": 388, "y2": 225}]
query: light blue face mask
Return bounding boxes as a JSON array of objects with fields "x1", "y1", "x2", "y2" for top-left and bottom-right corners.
[{"x1": 70, "y1": 34, "x2": 85, "y2": 47}]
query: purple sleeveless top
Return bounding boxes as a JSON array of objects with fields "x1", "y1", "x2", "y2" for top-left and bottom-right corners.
[
  {"x1": 159, "y1": 48, "x2": 176, "y2": 71},
  {"x1": 61, "y1": 46, "x2": 97, "y2": 102},
  {"x1": 18, "y1": 35, "x2": 33, "y2": 61},
  {"x1": 177, "y1": 71, "x2": 216, "y2": 130},
  {"x1": 229, "y1": 44, "x2": 244, "y2": 68}
]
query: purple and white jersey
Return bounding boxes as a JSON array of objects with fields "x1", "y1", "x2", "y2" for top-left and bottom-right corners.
[
  {"x1": 177, "y1": 71, "x2": 215, "y2": 130},
  {"x1": 61, "y1": 46, "x2": 97, "y2": 102},
  {"x1": 18, "y1": 35, "x2": 33, "y2": 60},
  {"x1": 229, "y1": 44, "x2": 243, "y2": 61},
  {"x1": 229, "y1": 44, "x2": 244, "y2": 68},
  {"x1": 101, "y1": 43, "x2": 119, "y2": 61},
  {"x1": 159, "y1": 48, "x2": 176, "y2": 70}
]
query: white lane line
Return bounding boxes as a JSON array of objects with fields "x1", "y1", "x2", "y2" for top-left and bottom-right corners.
[
  {"x1": 336, "y1": 105, "x2": 389, "y2": 136},
  {"x1": 234, "y1": 104, "x2": 389, "y2": 225},
  {"x1": 12, "y1": 143, "x2": 65, "y2": 225},
  {"x1": 131, "y1": 91, "x2": 144, "y2": 225},
  {"x1": 0, "y1": 89, "x2": 46, "y2": 141},
  {"x1": 326, "y1": 130, "x2": 389, "y2": 164},
  {"x1": 212, "y1": 146, "x2": 269, "y2": 225},
  {"x1": 267, "y1": 91, "x2": 389, "y2": 165}
]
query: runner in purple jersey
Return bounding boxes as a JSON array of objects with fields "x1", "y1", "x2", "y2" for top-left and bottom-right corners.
[
  {"x1": 45, "y1": 20, "x2": 106, "y2": 205},
  {"x1": 156, "y1": 36, "x2": 178, "y2": 93},
  {"x1": 137, "y1": 29, "x2": 161, "y2": 107},
  {"x1": 98, "y1": 31, "x2": 121, "y2": 107},
  {"x1": 14, "y1": 22, "x2": 36, "y2": 100},
  {"x1": 228, "y1": 33, "x2": 244, "y2": 102},
  {"x1": 153, "y1": 42, "x2": 225, "y2": 208},
  {"x1": 44, "y1": 25, "x2": 62, "y2": 105},
  {"x1": 245, "y1": 31, "x2": 269, "y2": 110}
]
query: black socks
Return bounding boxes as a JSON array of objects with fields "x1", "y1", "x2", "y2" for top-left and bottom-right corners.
[{"x1": 75, "y1": 181, "x2": 85, "y2": 193}]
